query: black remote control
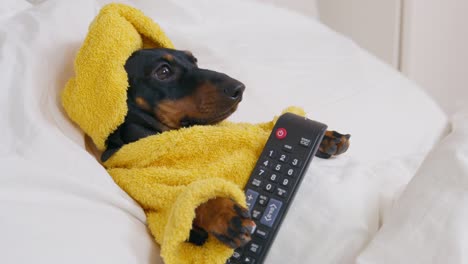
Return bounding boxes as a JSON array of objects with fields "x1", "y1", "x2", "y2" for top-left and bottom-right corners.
[{"x1": 227, "y1": 113, "x2": 327, "y2": 264}]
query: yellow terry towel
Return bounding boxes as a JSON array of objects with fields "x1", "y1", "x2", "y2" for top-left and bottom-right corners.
[
  {"x1": 62, "y1": 3, "x2": 174, "y2": 151},
  {"x1": 104, "y1": 111, "x2": 303, "y2": 264},
  {"x1": 61, "y1": 3, "x2": 305, "y2": 264}
]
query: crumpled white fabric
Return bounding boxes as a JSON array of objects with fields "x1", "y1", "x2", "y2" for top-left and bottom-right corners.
[{"x1": 357, "y1": 106, "x2": 468, "y2": 264}]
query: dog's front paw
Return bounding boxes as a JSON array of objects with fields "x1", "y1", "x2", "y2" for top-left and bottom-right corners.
[
  {"x1": 193, "y1": 197, "x2": 256, "y2": 248},
  {"x1": 317, "y1": 130, "x2": 351, "y2": 159},
  {"x1": 211, "y1": 203, "x2": 256, "y2": 248}
]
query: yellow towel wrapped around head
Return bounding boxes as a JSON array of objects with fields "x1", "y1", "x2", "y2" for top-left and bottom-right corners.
[{"x1": 62, "y1": 3, "x2": 305, "y2": 264}]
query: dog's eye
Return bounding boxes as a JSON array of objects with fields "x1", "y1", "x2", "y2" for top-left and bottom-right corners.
[{"x1": 153, "y1": 65, "x2": 172, "y2": 80}]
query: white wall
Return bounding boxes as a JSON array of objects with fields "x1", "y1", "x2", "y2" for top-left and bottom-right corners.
[
  {"x1": 317, "y1": 0, "x2": 402, "y2": 68},
  {"x1": 317, "y1": 0, "x2": 467, "y2": 115},
  {"x1": 400, "y1": 0, "x2": 468, "y2": 115}
]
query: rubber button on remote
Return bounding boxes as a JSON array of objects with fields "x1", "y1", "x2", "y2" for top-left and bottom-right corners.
[
  {"x1": 269, "y1": 173, "x2": 279, "y2": 183},
  {"x1": 280, "y1": 177, "x2": 291, "y2": 188},
  {"x1": 246, "y1": 189, "x2": 259, "y2": 213},
  {"x1": 260, "y1": 158, "x2": 272, "y2": 168},
  {"x1": 258, "y1": 195, "x2": 269, "y2": 206},
  {"x1": 276, "y1": 187, "x2": 288, "y2": 198},
  {"x1": 249, "y1": 243, "x2": 262, "y2": 255},
  {"x1": 283, "y1": 144, "x2": 294, "y2": 152},
  {"x1": 232, "y1": 250, "x2": 242, "y2": 260},
  {"x1": 254, "y1": 168, "x2": 267, "y2": 177},
  {"x1": 299, "y1": 137, "x2": 312, "y2": 147},
  {"x1": 273, "y1": 163, "x2": 283, "y2": 172},
  {"x1": 290, "y1": 158, "x2": 301, "y2": 167},
  {"x1": 260, "y1": 198, "x2": 283, "y2": 227},
  {"x1": 267, "y1": 149, "x2": 277, "y2": 158},
  {"x1": 278, "y1": 153, "x2": 289, "y2": 163},
  {"x1": 255, "y1": 229, "x2": 269, "y2": 239},
  {"x1": 252, "y1": 209, "x2": 262, "y2": 220},
  {"x1": 251, "y1": 178, "x2": 262, "y2": 187},
  {"x1": 285, "y1": 167, "x2": 296, "y2": 177},
  {"x1": 275, "y1": 128, "x2": 287, "y2": 139},
  {"x1": 243, "y1": 256, "x2": 255, "y2": 264},
  {"x1": 264, "y1": 183, "x2": 275, "y2": 193}
]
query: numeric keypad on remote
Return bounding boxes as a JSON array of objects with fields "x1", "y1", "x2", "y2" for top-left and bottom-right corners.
[{"x1": 226, "y1": 113, "x2": 327, "y2": 264}]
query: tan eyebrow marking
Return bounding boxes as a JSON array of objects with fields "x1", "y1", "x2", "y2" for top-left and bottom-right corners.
[
  {"x1": 162, "y1": 54, "x2": 174, "y2": 62},
  {"x1": 135, "y1": 97, "x2": 152, "y2": 112}
]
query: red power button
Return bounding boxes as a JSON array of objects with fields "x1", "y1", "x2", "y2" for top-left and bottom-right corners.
[{"x1": 275, "y1": 128, "x2": 287, "y2": 139}]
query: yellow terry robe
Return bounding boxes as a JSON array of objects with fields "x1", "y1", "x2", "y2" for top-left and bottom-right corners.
[{"x1": 62, "y1": 3, "x2": 305, "y2": 264}]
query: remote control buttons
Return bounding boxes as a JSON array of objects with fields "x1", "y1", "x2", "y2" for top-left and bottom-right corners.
[
  {"x1": 243, "y1": 256, "x2": 256, "y2": 264},
  {"x1": 286, "y1": 168, "x2": 296, "y2": 177},
  {"x1": 252, "y1": 209, "x2": 262, "y2": 220},
  {"x1": 258, "y1": 195, "x2": 269, "y2": 206},
  {"x1": 261, "y1": 158, "x2": 272, "y2": 168},
  {"x1": 251, "y1": 178, "x2": 262, "y2": 187},
  {"x1": 278, "y1": 153, "x2": 289, "y2": 163},
  {"x1": 249, "y1": 243, "x2": 262, "y2": 255},
  {"x1": 246, "y1": 189, "x2": 259, "y2": 213},
  {"x1": 255, "y1": 228, "x2": 269, "y2": 239},
  {"x1": 269, "y1": 173, "x2": 279, "y2": 183},
  {"x1": 276, "y1": 187, "x2": 288, "y2": 198},
  {"x1": 264, "y1": 183, "x2": 275, "y2": 193},
  {"x1": 280, "y1": 177, "x2": 291, "y2": 187},
  {"x1": 232, "y1": 250, "x2": 242, "y2": 260},
  {"x1": 273, "y1": 163, "x2": 283, "y2": 172},
  {"x1": 260, "y1": 198, "x2": 283, "y2": 227},
  {"x1": 254, "y1": 168, "x2": 266, "y2": 177},
  {"x1": 282, "y1": 144, "x2": 294, "y2": 152},
  {"x1": 290, "y1": 158, "x2": 302, "y2": 167},
  {"x1": 275, "y1": 128, "x2": 287, "y2": 139},
  {"x1": 267, "y1": 149, "x2": 277, "y2": 158},
  {"x1": 299, "y1": 137, "x2": 312, "y2": 147}
]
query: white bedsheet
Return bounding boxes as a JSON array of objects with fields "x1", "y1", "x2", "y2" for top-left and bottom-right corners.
[{"x1": 0, "y1": 0, "x2": 450, "y2": 263}]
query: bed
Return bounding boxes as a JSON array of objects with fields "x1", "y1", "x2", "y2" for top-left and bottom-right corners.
[{"x1": 1, "y1": 0, "x2": 463, "y2": 263}]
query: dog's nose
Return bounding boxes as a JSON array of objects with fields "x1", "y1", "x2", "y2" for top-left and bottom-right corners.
[{"x1": 224, "y1": 83, "x2": 245, "y2": 100}]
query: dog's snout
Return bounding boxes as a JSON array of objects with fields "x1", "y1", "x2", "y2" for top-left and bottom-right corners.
[{"x1": 224, "y1": 83, "x2": 245, "y2": 100}]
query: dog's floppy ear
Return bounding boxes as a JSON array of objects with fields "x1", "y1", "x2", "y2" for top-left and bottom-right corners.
[
  {"x1": 100, "y1": 106, "x2": 171, "y2": 162},
  {"x1": 101, "y1": 128, "x2": 125, "y2": 162},
  {"x1": 101, "y1": 147, "x2": 121, "y2": 162}
]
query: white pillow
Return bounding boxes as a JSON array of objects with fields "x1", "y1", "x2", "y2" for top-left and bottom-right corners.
[
  {"x1": 0, "y1": 0, "x2": 31, "y2": 20},
  {"x1": 0, "y1": 1, "x2": 163, "y2": 263},
  {"x1": 357, "y1": 107, "x2": 468, "y2": 264}
]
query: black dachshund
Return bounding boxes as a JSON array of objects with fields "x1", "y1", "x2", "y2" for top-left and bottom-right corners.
[{"x1": 101, "y1": 48, "x2": 350, "y2": 248}]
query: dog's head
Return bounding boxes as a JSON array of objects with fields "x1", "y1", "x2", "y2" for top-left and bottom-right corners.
[
  {"x1": 125, "y1": 48, "x2": 245, "y2": 129},
  {"x1": 100, "y1": 48, "x2": 245, "y2": 162}
]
